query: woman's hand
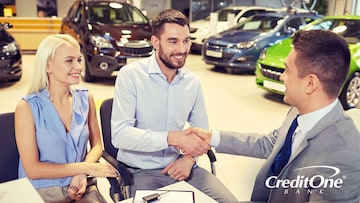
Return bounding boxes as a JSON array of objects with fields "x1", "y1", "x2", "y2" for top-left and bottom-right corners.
[
  {"x1": 68, "y1": 174, "x2": 87, "y2": 201},
  {"x1": 87, "y1": 162, "x2": 118, "y2": 178}
]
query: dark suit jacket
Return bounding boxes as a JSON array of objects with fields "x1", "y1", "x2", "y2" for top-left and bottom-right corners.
[{"x1": 217, "y1": 102, "x2": 360, "y2": 203}]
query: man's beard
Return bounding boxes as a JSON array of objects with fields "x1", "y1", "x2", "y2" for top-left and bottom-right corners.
[
  {"x1": 158, "y1": 45, "x2": 187, "y2": 70},
  {"x1": 159, "y1": 54, "x2": 183, "y2": 70}
]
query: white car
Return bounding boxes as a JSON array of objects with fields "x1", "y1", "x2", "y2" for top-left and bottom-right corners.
[{"x1": 190, "y1": 6, "x2": 275, "y2": 52}]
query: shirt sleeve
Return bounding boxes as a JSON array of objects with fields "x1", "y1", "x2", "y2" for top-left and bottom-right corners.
[
  {"x1": 211, "y1": 130, "x2": 221, "y2": 147},
  {"x1": 187, "y1": 81, "x2": 209, "y2": 129}
]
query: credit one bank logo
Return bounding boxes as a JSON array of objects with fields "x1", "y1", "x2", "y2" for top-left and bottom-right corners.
[{"x1": 265, "y1": 165, "x2": 344, "y2": 189}]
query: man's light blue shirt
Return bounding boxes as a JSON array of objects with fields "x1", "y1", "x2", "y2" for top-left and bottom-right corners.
[{"x1": 111, "y1": 54, "x2": 209, "y2": 169}]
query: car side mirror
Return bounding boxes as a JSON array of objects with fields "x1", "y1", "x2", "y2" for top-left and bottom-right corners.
[
  {"x1": 285, "y1": 27, "x2": 296, "y2": 34},
  {"x1": 71, "y1": 17, "x2": 80, "y2": 24}
]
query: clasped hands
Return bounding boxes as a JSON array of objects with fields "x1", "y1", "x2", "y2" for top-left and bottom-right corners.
[
  {"x1": 168, "y1": 127, "x2": 212, "y2": 158},
  {"x1": 163, "y1": 127, "x2": 212, "y2": 181}
]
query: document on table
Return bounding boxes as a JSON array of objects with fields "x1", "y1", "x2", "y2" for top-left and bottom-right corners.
[{"x1": 133, "y1": 190, "x2": 194, "y2": 203}]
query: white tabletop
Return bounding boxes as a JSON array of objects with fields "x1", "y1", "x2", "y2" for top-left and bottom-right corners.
[
  {"x1": 0, "y1": 178, "x2": 45, "y2": 202},
  {"x1": 118, "y1": 181, "x2": 217, "y2": 203}
]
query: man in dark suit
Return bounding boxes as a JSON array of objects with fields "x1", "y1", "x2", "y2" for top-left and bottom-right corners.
[{"x1": 191, "y1": 30, "x2": 360, "y2": 202}]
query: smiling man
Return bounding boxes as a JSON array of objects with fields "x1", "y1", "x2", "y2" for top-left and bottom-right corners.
[
  {"x1": 111, "y1": 9, "x2": 237, "y2": 203},
  {"x1": 190, "y1": 30, "x2": 360, "y2": 202}
]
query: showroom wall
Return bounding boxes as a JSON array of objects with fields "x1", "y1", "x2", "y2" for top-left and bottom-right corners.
[{"x1": 15, "y1": 0, "x2": 73, "y2": 17}]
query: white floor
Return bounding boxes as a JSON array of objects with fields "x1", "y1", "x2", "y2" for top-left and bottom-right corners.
[{"x1": 6, "y1": 53, "x2": 359, "y2": 202}]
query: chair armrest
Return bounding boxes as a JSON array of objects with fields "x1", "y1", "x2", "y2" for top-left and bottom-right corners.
[
  {"x1": 207, "y1": 149, "x2": 217, "y2": 176},
  {"x1": 102, "y1": 151, "x2": 132, "y2": 185},
  {"x1": 102, "y1": 151, "x2": 133, "y2": 201},
  {"x1": 207, "y1": 150, "x2": 216, "y2": 163}
]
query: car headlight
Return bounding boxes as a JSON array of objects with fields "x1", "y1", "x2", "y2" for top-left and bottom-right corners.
[
  {"x1": 2, "y1": 41, "x2": 18, "y2": 54},
  {"x1": 259, "y1": 48, "x2": 267, "y2": 60},
  {"x1": 89, "y1": 35, "x2": 114, "y2": 49},
  {"x1": 236, "y1": 41, "x2": 255, "y2": 49}
]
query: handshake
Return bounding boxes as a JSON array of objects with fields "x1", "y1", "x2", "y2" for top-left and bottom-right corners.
[{"x1": 168, "y1": 127, "x2": 213, "y2": 157}]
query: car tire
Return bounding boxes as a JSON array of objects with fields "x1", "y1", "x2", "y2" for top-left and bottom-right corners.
[{"x1": 339, "y1": 72, "x2": 360, "y2": 110}]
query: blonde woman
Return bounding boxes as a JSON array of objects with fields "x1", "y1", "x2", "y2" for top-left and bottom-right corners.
[{"x1": 15, "y1": 34, "x2": 117, "y2": 202}]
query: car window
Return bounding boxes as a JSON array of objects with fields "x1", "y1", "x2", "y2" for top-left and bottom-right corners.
[
  {"x1": 286, "y1": 17, "x2": 303, "y2": 29},
  {"x1": 68, "y1": 1, "x2": 81, "y2": 19},
  {"x1": 234, "y1": 15, "x2": 282, "y2": 32},
  {"x1": 306, "y1": 19, "x2": 360, "y2": 39},
  {"x1": 218, "y1": 9, "x2": 242, "y2": 21},
  {"x1": 88, "y1": 2, "x2": 148, "y2": 24}
]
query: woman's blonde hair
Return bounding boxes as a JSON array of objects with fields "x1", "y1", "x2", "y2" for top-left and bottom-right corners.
[{"x1": 27, "y1": 34, "x2": 80, "y2": 94}]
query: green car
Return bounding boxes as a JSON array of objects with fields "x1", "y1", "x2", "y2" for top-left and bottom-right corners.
[{"x1": 255, "y1": 15, "x2": 360, "y2": 110}]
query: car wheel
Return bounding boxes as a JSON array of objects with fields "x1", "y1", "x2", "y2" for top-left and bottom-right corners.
[
  {"x1": 81, "y1": 55, "x2": 95, "y2": 82},
  {"x1": 339, "y1": 72, "x2": 360, "y2": 110}
]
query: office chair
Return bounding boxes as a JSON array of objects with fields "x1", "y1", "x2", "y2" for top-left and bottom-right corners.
[
  {"x1": 100, "y1": 98, "x2": 132, "y2": 202},
  {"x1": 99, "y1": 98, "x2": 217, "y2": 202},
  {"x1": 0, "y1": 112, "x2": 19, "y2": 183}
]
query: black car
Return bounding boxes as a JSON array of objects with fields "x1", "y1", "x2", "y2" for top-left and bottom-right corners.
[
  {"x1": 0, "y1": 22, "x2": 22, "y2": 83},
  {"x1": 60, "y1": 0, "x2": 153, "y2": 82}
]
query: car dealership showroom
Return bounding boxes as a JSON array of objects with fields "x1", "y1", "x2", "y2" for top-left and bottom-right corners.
[{"x1": 0, "y1": 0, "x2": 360, "y2": 202}]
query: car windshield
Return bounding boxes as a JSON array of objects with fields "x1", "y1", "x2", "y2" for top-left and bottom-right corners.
[
  {"x1": 88, "y1": 2, "x2": 148, "y2": 24},
  {"x1": 305, "y1": 19, "x2": 360, "y2": 43},
  {"x1": 232, "y1": 15, "x2": 282, "y2": 32},
  {"x1": 204, "y1": 9, "x2": 242, "y2": 21}
]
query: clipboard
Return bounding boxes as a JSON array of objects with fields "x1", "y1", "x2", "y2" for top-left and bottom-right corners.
[{"x1": 133, "y1": 189, "x2": 195, "y2": 203}]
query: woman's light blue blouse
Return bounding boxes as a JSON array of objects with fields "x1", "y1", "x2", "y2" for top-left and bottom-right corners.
[{"x1": 18, "y1": 88, "x2": 89, "y2": 189}]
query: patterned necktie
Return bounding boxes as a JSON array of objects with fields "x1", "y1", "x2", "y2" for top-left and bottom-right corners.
[{"x1": 269, "y1": 116, "x2": 299, "y2": 177}]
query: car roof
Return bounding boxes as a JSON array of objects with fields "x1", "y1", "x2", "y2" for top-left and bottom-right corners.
[
  {"x1": 219, "y1": 5, "x2": 275, "y2": 11},
  {"x1": 253, "y1": 9, "x2": 319, "y2": 18}
]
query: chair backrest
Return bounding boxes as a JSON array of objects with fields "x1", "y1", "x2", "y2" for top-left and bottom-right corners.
[
  {"x1": 0, "y1": 112, "x2": 19, "y2": 183},
  {"x1": 100, "y1": 98, "x2": 118, "y2": 159}
]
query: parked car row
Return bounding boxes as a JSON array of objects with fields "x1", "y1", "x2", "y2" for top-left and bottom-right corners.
[
  {"x1": 201, "y1": 9, "x2": 320, "y2": 73},
  {"x1": 189, "y1": 6, "x2": 274, "y2": 52},
  {"x1": 191, "y1": 6, "x2": 359, "y2": 110}
]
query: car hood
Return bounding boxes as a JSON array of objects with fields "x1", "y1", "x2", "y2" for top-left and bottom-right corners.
[
  {"x1": 261, "y1": 38, "x2": 292, "y2": 69},
  {"x1": 89, "y1": 23, "x2": 152, "y2": 41},
  {"x1": 208, "y1": 29, "x2": 269, "y2": 43},
  {"x1": 191, "y1": 19, "x2": 229, "y2": 33}
]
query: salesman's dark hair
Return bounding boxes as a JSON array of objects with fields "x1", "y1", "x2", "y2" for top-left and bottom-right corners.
[{"x1": 292, "y1": 30, "x2": 350, "y2": 97}]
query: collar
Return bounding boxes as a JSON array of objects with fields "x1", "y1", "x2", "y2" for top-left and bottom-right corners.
[
  {"x1": 148, "y1": 54, "x2": 185, "y2": 79},
  {"x1": 297, "y1": 99, "x2": 338, "y2": 135}
]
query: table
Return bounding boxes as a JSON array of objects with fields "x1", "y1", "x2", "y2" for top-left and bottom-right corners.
[
  {"x1": 118, "y1": 181, "x2": 217, "y2": 203},
  {"x1": 0, "y1": 178, "x2": 44, "y2": 202}
]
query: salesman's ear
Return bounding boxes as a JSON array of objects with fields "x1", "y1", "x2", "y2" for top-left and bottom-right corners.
[{"x1": 304, "y1": 74, "x2": 319, "y2": 95}]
